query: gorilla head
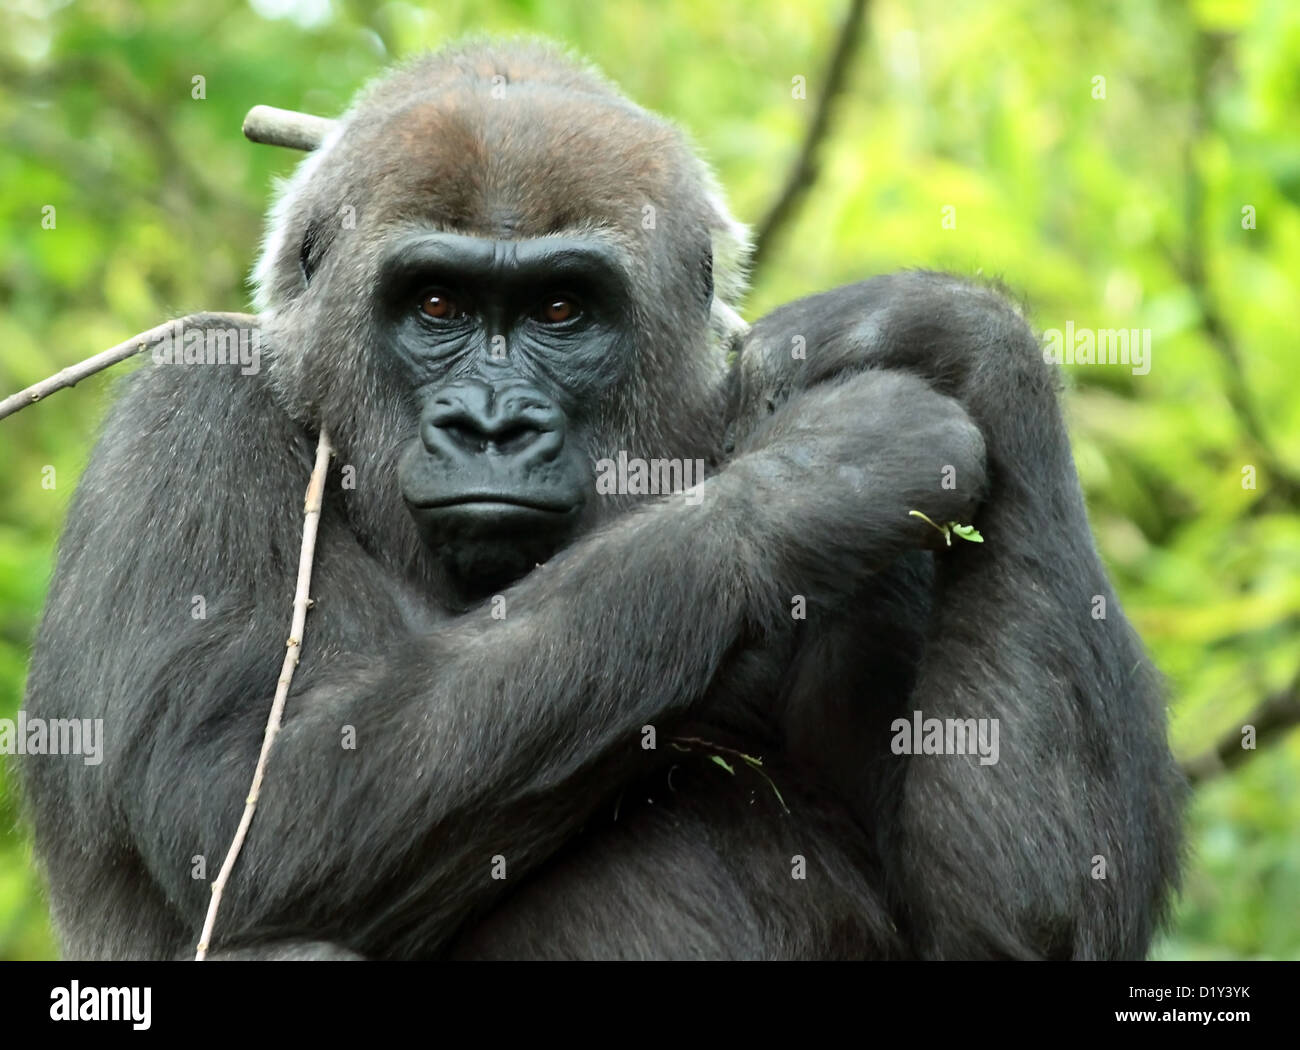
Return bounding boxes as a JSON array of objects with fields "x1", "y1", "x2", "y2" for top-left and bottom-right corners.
[{"x1": 250, "y1": 41, "x2": 750, "y2": 599}]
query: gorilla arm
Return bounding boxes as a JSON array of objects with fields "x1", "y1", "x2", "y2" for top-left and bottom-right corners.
[
  {"x1": 733, "y1": 274, "x2": 1183, "y2": 958},
  {"x1": 24, "y1": 334, "x2": 984, "y2": 959}
]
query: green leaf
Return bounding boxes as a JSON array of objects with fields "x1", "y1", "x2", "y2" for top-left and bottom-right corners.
[{"x1": 709, "y1": 755, "x2": 735, "y2": 775}]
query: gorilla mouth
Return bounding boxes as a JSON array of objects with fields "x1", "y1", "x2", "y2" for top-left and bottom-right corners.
[
  {"x1": 410, "y1": 494, "x2": 579, "y2": 515},
  {"x1": 403, "y1": 495, "x2": 583, "y2": 561},
  {"x1": 404, "y1": 494, "x2": 584, "y2": 599}
]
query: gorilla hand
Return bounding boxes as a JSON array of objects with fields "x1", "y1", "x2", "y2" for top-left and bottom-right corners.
[{"x1": 723, "y1": 368, "x2": 987, "y2": 606}]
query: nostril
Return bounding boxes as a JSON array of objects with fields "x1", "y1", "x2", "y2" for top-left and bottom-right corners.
[
  {"x1": 426, "y1": 415, "x2": 544, "y2": 455},
  {"x1": 441, "y1": 421, "x2": 490, "y2": 453},
  {"x1": 493, "y1": 424, "x2": 541, "y2": 455},
  {"x1": 420, "y1": 383, "x2": 565, "y2": 458}
]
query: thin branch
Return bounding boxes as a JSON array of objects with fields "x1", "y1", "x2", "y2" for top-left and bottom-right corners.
[
  {"x1": 1181, "y1": 668, "x2": 1300, "y2": 785},
  {"x1": 750, "y1": 0, "x2": 871, "y2": 278},
  {"x1": 195, "y1": 427, "x2": 334, "y2": 960},
  {"x1": 0, "y1": 312, "x2": 257, "y2": 421},
  {"x1": 668, "y1": 735, "x2": 789, "y2": 813}
]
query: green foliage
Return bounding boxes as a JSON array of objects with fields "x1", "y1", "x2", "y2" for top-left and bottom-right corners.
[
  {"x1": 1, "y1": 0, "x2": 1297, "y2": 959},
  {"x1": 908, "y1": 510, "x2": 985, "y2": 545}
]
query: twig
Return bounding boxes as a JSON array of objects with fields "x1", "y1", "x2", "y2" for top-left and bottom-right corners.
[
  {"x1": 749, "y1": 0, "x2": 871, "y2": 278},
  {"x1": 242, "y1": 105, "x2": 334, "y2": 152},
  {"x1": 669, "y1": 735, "x2": 790, "y2": 813},
  {"x1": 1181, "y1": 668, "x2": 1300, "y2": 785},
  {"x1": 0, "y1": 312, "x2": 256, "y2": 421},
  {"x1": 195, "y1": 427, "x2": 334, "y2": 960}
]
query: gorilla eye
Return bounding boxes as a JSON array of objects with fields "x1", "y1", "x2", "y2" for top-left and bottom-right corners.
[
  {"x1": 534, "y1": 297, "x2": 580, "y2": 325},
  {"x1": 419, "y1": 290, "x2": 465, "y2": 320}
]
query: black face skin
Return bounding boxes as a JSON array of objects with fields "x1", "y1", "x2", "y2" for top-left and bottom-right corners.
[{"x1": 385, "y1": 233, "x2": 633, "y2": 597}]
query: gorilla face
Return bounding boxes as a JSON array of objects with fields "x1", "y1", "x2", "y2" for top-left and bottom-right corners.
[
  {"x1": 253, "y1": 52, "x2": 741, "y2": 603},
  {"x1": 385, "y1": 232, "x2": 635, "y2": 594}
]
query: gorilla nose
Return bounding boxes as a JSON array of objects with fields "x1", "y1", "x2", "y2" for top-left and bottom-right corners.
[{"x1": 421, "y1": 380, "x2": 565, "y2": 460}]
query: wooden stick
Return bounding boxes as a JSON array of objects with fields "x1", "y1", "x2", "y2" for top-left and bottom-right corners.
[
  {"x1": 242, "y1": 105, "x2": 334, "y2": 152},
  {"x1": 0, "y1": 313, "x2": 256, "y2": 421},
  {"x1": 195, "y1": 427, "x2": 334, "y2": 960}
]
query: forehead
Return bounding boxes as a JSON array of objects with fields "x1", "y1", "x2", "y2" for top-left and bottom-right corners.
[{"x1": 335, "y1": 86, "x2": 685, "y2": 238}]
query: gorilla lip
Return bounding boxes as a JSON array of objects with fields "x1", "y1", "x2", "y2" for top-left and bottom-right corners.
[{"x1": 407, "y1": 494, "x2": 578, "y2": 514}]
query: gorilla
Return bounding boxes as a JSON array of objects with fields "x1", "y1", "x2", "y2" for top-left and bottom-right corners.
[{"x1": 20, "y1": 40, "x2": 1183, "y2": 960}]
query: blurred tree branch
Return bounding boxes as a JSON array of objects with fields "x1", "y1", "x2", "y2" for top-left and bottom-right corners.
[
  {"x1": 1182, "y1": 667, "x2": 1300, "y2": 785},
  {"x1": 1167, "y1": 27, "x2": 1300, "y2": 785},
  {"x1": 749, "y1": 0, "x2": 870, "y2": 279},
  {"x1": 1164, "y1": 29, "x2": 1300, "y2": 512},
  {"x1": 0, "y1": 56, "x2": 247, "y2": 216}
]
